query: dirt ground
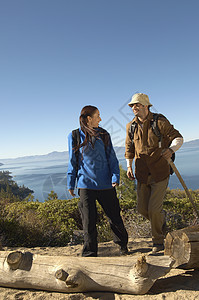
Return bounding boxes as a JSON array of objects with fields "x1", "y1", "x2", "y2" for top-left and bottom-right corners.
[{"x1": 0, "y1": 238, "x2": 199, "y2": 300}]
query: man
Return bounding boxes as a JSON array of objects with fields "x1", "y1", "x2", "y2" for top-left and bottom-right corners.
[{"x1": 125, "y1": 93, "x2": 183, "y2": 253}]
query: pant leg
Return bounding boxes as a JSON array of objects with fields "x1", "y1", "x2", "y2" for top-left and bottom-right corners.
[
  {"x1": 137, "y1": 180, "x2": 151, "y2": 220},
  {"x1": 148, "y1": 176, "x2": 169, "y2": 244},
  {"x1": 78, "y1": 189, "x2": 98, "y2": 257},
  {"x1": 97, "y1": 188, "x2": 128, "y2": 247}
]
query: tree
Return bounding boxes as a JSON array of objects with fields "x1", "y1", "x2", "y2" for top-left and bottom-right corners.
[
  {"x1": 47, "y1": 191, "x2": 58, "y2": 201},
  {"x1": 0, "y1": 171, "x2": 34, "y2": 202},
  {"x1": 0, "y1": 171, "x2": 14, "y2": 185}
]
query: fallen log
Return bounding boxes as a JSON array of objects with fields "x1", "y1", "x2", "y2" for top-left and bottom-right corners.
[
  {"x1": 0, "y1": 250, "x2": 174, "y2": 295},
  {"x1": 164, "y1": 225, "x2": 199, "y2": 269}
]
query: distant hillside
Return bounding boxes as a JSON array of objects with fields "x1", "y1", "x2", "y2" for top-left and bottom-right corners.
[
  {"x1": 0, "y1": 139, "x2": 198, "y2": 164},
  {"x1": 0, "y1": 151, "x2": 69, "y2": 164},
  {"x1": 180, "y1": 139, "x2": 199, "y2": 148}
]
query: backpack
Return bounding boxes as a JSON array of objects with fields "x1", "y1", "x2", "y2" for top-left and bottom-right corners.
[
  {"x1": 72, "y1": 129, "x2": 81, "y2": 176},
  {"x1": 72, "y1": 128, "x2": 109, "y2": 175},
  {"x1": 129, "y1": 113, "x2": 175, "y2": 175}
]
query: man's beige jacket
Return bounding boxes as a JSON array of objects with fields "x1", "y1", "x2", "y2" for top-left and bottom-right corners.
[{"x1": 125, "y1": 111, "x2": 183, "y2": 184}]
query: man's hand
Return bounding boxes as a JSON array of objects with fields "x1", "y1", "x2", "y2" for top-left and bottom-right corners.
[
  {"x1": 162, "y1": 148, "x2": 174, "y2": 160},
  {"x1": 127, "y1": 167, "x2": 135, "y2": 180},
  {"x1": 112, "y1": 182, "x2": 119, "y2": 187},
  {"x1": 68, "y1": 189, "x2": 76, "y2": 197}
]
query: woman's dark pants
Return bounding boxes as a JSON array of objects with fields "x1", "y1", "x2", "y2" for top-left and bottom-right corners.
[{"x1": 78, "y1": 188, "x2": 128, "y2": 257}]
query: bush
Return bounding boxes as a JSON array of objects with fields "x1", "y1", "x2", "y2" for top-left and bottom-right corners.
[
  {"x1": 163, "y1": 189, "x2": 199, "y2": 231},
  {"x1": 0, "y1": 166, "x2": 198, "y2": 247},
  {"x1": 0, "y1": 198, "x2": 81, "y2": 247},
  {"x1": 0, "y1": 193, "x2": 139, "y2": 247}
]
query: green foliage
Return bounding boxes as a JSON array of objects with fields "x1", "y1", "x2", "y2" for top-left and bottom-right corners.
[
  {"x1": 1, "y1": 201, "x2": 41, "y2": 246},
  {"x1": 0, "y1": 171, "x2": 34, "y2": 202},
  {"x1": 117, "y1": 165, "x2": 137, "y2": 207},
  {"x1": 0, "y1": 171, "x2": 13, "y2": 184},
  {"x1": 163, "y1": 189, "x2": 199, "y2": 231},
  {"x1": 46, "y1": 191, "x2": 58, "y2": 201},
  {"x1": 0, "y1": 167, "x2": 199, "y2": 247},
  {"x1": 0, "y1": 198, "x2": 81, "y2": 247}
]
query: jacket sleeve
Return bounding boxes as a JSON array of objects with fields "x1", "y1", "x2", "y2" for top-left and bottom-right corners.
[
  {"x1": 158, "y1": 116, "x2": 183, "y2": 146},
  {"x1": 106, "y1": 134, "x2": 120, "y2": 184},
  {"x1": 67, "y1": 132, "x2": 77, "y2": 190},
  {"x1": 125, "y1": 122, "x2": 135, "y2": 159}
]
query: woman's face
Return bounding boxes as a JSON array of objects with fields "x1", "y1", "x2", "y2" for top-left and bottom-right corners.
[{"x1": 87, "y1": 109, "x2": 102, "y2": 128}]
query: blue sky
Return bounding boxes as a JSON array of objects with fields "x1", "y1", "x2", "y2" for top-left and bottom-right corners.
[{"x1": 0, "y1": 0, "x2": 199, "y2": 159}]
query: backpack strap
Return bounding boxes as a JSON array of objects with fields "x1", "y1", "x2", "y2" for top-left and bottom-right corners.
[
  {"x1": 151, "y1": 113, "x2": 162, "y2": 148},
  {"x1": 129, "y1": 121, "x2": 137, "y2": 145},
  {"x1": 72, "y1": 129, "x2": 80, "y2": 175},
  {"x1": 130, "y1": 114, "x2": 162, "y2": 146}
]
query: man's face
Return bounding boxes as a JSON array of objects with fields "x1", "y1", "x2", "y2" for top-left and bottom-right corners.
[{"x1": 131, "y1": 103, "x2": 148, "y2": 118}]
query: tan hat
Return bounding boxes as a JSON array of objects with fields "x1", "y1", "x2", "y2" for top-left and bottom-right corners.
[{"x1": 128, "y1": 93, "x2": 152, "y2": 107}]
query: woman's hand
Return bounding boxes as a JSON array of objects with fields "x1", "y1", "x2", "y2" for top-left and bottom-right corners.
[{"x1": 112, "y1": 183, "x2": 119, "y2": 187}]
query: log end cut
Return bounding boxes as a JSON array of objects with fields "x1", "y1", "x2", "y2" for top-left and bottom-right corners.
[{"x1": 164, "y1": 225, "x2": 199, "y2": 269}]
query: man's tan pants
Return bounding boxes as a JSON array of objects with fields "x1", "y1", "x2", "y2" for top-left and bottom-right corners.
[{"x1": 137, "y1": 175, "x2": 169, "y2": 244}]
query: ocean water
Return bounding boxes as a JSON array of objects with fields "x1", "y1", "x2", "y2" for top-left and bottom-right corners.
[
  {"x1": 0, "y1": 159, "x2": 68, "y2": 201},
  {"x1": 0, "y1": 147, "x2": 199, "y2": 202}
]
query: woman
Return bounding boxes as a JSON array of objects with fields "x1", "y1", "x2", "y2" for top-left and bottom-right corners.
[{"x1": 67, "y1": 105, "x2": 128, "y2": 257}]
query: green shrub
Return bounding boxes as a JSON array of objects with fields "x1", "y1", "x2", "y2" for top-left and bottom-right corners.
[
  {"x1": 0, "y1": 198, "x2": 81, "y2": 247},
  {"x1": 0, "y1": 166, "x2": 198, "y2": 247},
  {"x1": 163, "y1": 189, "x2": 199, "y2": 231}
]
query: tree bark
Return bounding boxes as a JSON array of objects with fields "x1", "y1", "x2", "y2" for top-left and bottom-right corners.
[
  {"x1": 0, "y1": 250, "x2": 174, "y2": 295},
  {"x1": 164, "y1": 225, "x2": 199, "y2": 269}
]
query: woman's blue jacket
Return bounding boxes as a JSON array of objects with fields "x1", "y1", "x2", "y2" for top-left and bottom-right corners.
[{"x1": 67, "y1": 128, "x2": 120, "y2": 190}]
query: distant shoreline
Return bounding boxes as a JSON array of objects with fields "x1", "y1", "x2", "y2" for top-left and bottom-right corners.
[
  {"x1": 0, "y1": 139, "x2": 198, "y2": 201},
  {"x1": 0, "y1": 139, "x2": 199, "y2": 162}
]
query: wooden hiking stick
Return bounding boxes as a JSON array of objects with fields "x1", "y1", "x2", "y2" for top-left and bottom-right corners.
[{"x1": 168, "y1": 159, "x2": 199, "y2": 219}]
